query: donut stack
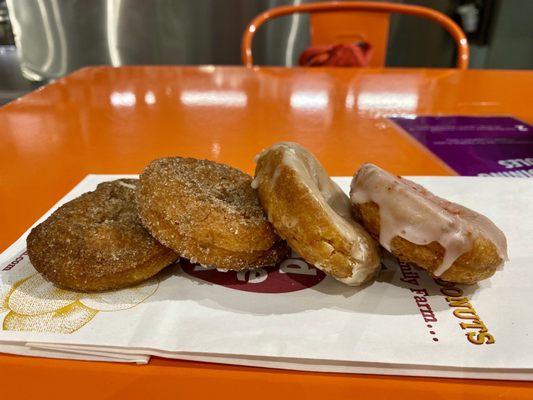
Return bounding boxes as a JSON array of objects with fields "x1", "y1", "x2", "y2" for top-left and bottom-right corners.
[{"x1": 27, "y1": 142, "x2": 508, "y2": 292}]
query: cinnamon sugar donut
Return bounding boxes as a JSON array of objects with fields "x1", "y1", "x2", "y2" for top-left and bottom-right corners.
[
  {"x1": 27, "y1": 179, "x2": 178, "y2": 292},
  {"x1": 350, "y1": 164, "x2": 508, "y2": 284},
  {"x1": 136, "y1": 157, "x2": 288, "y2": 270},
  {"x1": 253, "y1": 142, "x2": 381, "y2": 286}
]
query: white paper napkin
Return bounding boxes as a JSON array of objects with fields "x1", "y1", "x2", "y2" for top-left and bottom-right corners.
[{"x1": 0, "y1": 175, "x2": 531, "y2": 380}]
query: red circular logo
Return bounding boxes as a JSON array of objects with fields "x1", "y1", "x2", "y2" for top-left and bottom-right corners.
[{"x1": 181, "y1": 253, "x2": 326, "y2": 293}]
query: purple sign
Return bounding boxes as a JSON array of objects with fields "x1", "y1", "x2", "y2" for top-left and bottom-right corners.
[{"x1": 390, "y1": 116, "x2": 533, "y2": 177}]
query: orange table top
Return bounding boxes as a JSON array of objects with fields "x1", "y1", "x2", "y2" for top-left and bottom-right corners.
[{"x1": 1, "y1": 66, "x2": 532, "y2": 399}]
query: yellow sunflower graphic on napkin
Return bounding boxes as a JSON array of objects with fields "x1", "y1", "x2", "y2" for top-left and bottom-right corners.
[{"x1": 1, "y1": 273, "x2": 158, "y2": 334}]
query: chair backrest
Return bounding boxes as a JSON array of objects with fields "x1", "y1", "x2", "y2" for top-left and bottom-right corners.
[{"x1": 242, "y1": 1, "x2": 469, "y2": 69}]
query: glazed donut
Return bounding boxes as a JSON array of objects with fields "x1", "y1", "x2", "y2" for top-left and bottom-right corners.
[
  {"x1": 350, "y1": 164, "x2": 508, "y2": 284},
  {"x1": 27, "y1": 179, "x2": 179, "y2": 292},
  {"x1": 253, "y1": 142, "x2": 381, "y2": 286},
  {"x1": 136, "y1": 157, "x2": 288, "y2": 270}
]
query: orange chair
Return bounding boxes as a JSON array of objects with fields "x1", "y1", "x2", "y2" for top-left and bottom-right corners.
[{"x1": 242, "y1": 1, "x2": 469, "y2": 69}]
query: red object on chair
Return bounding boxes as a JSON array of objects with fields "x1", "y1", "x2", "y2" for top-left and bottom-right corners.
[
  {"x1": 242, "y1": 1, "x2": 469, "y2": 69},
  {"x1": 299, "y1": 42, "x2": 373, "y2": 67}
]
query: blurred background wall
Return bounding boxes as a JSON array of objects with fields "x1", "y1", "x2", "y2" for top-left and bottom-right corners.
[{"x1": 0, "y1": 0, "x2": 532, "y2": 104}]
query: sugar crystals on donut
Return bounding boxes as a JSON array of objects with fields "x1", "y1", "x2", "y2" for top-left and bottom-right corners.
[
  {"x1": 27, "y1": 179, "x2": 179, "y2": 292},
  {"x1": 136, "y1": 157, "x2": 289, "y2": 271}
]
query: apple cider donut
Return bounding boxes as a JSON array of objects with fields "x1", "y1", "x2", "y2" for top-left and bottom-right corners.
[
  {"x1": 350, "y1": 164, "x2": 508, "y2": 284},
  {"x1": 136, "y1": 157, "x2": 288, "y2": 270},
  {"x1": 27, "y1": 179, "x2": 179, "y2": 292},
  {"x1": 253, "y1": 142, "x2": 381, "y2": 286}
]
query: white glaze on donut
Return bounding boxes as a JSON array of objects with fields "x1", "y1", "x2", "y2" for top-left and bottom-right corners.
[
  {"x1": 254, "y1": 142, "x2": 380, "y2": 285},
  {"x1": 350, "y1": 164, "x2": 508, "y2": 276}
]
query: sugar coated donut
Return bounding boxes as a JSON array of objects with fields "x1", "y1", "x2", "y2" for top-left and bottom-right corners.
[
  {"x1": 27, "y1": 179, "x2": 178, "y2": 292},
  {"x1": 253, "y1": 142, "x2": 381, "y2": 286},
  {"x1": 350, "y1": 164, "x2": 508, "y2": 284},
  {"x1": 136, "y1": 157, "x2": 288, "y2": 270}
]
